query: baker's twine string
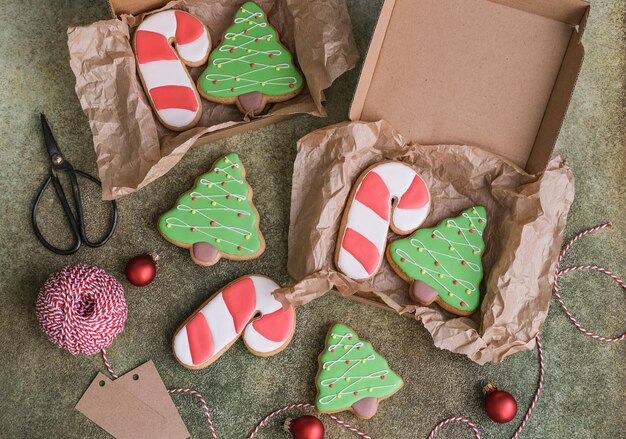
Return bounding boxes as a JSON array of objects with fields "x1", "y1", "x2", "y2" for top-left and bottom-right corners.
[
  {"x1": 247, "y1": 402, "x2": 372, "y2": 439},
  {"x1": 429, "y1": 223, "x2": 623, "y2": 438},
  {"x1": 95, "y1": 224, "x2": 622, "y2": 439}
]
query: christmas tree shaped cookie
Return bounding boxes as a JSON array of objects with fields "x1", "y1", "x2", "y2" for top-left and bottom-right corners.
[
  {"x1": 316, "y1": 323, "x2": 403, "y2": 419},
  {"x1": 198, "y1": 2, "x2": 304, "y2": 115},
  {"x1": 159, "y1": 153, "x2": 264, "y2": 266},
  {"x1": 387, "y1": 206, "x2": 488, "y2": 316}
]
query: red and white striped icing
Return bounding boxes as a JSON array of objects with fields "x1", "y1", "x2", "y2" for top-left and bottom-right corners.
[
  {"x1": 134, "y1": 10, "x2": 210, "y2": 129},
  {"x1": 337, "y1": 162, "x2": 431, "y2": 280},
  {"x1": 173, "y1": 275, "x2": 295, "y2": 368}
]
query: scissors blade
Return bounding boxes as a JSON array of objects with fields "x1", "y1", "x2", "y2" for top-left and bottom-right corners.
[{"x1": 40, "y1": 113, "x2": 63, "y2": 164}]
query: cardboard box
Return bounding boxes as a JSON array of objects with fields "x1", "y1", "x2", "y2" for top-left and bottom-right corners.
[{"x1": 350, "y1": 0, "x2": 589, "y2": 173}]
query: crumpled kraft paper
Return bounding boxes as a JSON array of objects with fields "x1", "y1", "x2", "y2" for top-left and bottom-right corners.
[
  {"x1": 67, "y1": 0, "x2": 358, "y2": 200},
  {"x1": 274, "y1": 120, "x2": 575, "y2": 365}
]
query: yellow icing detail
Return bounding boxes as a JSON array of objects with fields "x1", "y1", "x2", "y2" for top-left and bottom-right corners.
[
  {"x1": 211, "y1": 201, "x2": 217, "y2": 206},
  {"x1": 276, "y1": 67, "x2": 281, "y2": 71},
  {"x1": 337, "y1": 394, "x2": 342, "y2": 399},
  {"x1": 217, "y1": 64, "x2": 222, "y2": 68},
  {"x1": 224, "y1": 158, "x2": 230, "y2": 163},
  {"x1": 368, "y1": 388, "x2": 373, "y2": 393},
  {"x1": 216, "y1": 238, "x2": 221, "y2": 243},
  {"x1": 420, "y1": 269, "x2": 426, "y2": 274},
  {"x1": 448, "y1": 292, "x2": 453, "y2": 297},
  {"x1": 438, "y1": 274, "x2": 444, "y2": 279},
  {"x1": 227, "y1": 174, "x2": 232, "y2": 179},
  {"x1": 247, "y1": 49, "x2": 252, "y2": 53},
  {"x1": 446, "y1": 223, "x2": 451, "y2": 228},
  {"x1": 473, "y1": 250, "x2": 479, "y2": 254},
  {"x1": 418, "y1": 247, "x2": 423, "y2": 252},
  {"x1": 261, "y1": 82, "x2": 266, "y2": 86},
  {"x1": 449, "y1": 246, "x2": 455, "y2": 251},
  {"x1": 191, "y1": 210, "x2": 196, "y2": 214},
  {"x1": 466, "y1": 289, "x2": 471, "y2": 294},
  {"x1": 325, "y1": 367, "x2": 331, "y2": 371},
  {"x1": 236, "y1": 78, "x2": 241, "y2": 82},
  {"x1": 166, "y1": 223, "x2": 171, "y2": 228},
  {"x1": 207, "y1": 183, "x2": 213, "y2": 188},
  {"x1": 345, "y1": 377, "x2": 350, "y2": 382}
]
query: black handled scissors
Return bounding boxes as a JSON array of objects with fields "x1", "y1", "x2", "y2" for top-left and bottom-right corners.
[{"x1": 31, "y1": 114, "x2": 119, "y2": 255}]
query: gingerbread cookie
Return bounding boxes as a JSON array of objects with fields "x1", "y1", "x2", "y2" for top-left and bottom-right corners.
[
  {"x1": 173, "y1": 275, "x2": 296, "y2": 369},
  {"x1": 316, "y1": 323, "x2": 403, "y2": 419},
  {"x1": 335, "y1": 161, "x2": 431, "y2": 280},
  {"x1": 387, "y1": 206, "x2": 488, "y2": 316},
  {"x1": 133, "y1": 10, "x2": 211, "y2": 131},
  {"x1": 158, "y1": 153, "x2": 264, "y2": 266},
  {"x1": 197, "y1": 2, "x2": 304, "y2": 116}
]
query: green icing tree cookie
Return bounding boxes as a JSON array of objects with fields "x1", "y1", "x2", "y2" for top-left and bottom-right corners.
[
  {"x1": 158, "y1": 153, "x2": 264, "y2": 266},
  {"x1": 387, "y1": 206, "x2": 487, "y2": 316},
  {"x1": 316, "y1": 323, "x2": 403, "y2": 419},
  {"x1": 198, "y1": 2, "x2": 304, "y2": 115}
]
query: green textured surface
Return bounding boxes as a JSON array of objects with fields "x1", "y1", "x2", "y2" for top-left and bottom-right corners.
[
  {"x1": 159, "y1": 153, "x2": 263, "y2": 258},
  {"x1": 198, "y1": 2, "x2": 304, "y2": 98},
  {"x1": 0, "y1": 1, "x2": 624, "y2": 438},
  {"x1": 389, "y1": 206, "x2": 487, "y2": 314}
]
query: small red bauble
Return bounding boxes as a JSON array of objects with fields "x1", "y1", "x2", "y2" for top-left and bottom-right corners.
[
  {"x1": 483, "y1": 384, "x2": 518, "y2": 423},
  {"x1": 125, "y1": 254, "x2": 158, "y2": 287},
  {"x1": 284, "y1": 415, "x2": 324, "y2": 439}
]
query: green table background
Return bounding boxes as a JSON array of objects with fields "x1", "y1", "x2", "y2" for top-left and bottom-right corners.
[{"x1": 1, "y1": 1, "x2": 624, "y2": 438}]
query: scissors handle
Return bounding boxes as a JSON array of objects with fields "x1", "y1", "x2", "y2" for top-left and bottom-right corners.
[{"x1": 31, "y1": 169, "x2": 119, "y2": 255}]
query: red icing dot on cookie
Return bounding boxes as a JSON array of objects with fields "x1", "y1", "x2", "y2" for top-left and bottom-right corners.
[
  {"x1": 357, "y1": 345, "x2": 362, "y2": 350},
  {"x1": 250, "y1": 63, "x2": 255, "y2": 68},
  {"x1": 192, "y1": 196, "x2": 197, "y2": 201},
  {"x1": 231, "y1": 88, "x2": 236, "y2": 92},
  {"x1": 331, "y1": 349, "x2": 335, "y2": 353},
  {"x1": 191, "y1": 227, "x2": 196, "y2": 232},
  {"x1": 237, "y1": 246, "x2": 242, "y2": 251},
  {"x1": 458, "y1": 230, "x2": 463, "y2": 235},
  {"x1": 431, "y1": 234, "x2": 436, "y2": 239},
  {"x1": 381, "y1": 375, "x2": 386, "y2": 380},
  {"x1": 237, "y1": 213, "x2": 243, "y2": 218},
  {"x1": 329, "y1": 383, "x2": 334, "y2": 388},
  {"x1": 462, "y1": 261, "x2": 467, "y2": 266},
  {"x1": 453, "y1": 280, "x2": 459, "y2": 285},
  {"x1": 401, "y1": 257, "x2": 406, "y2": 262},
  {"x1": 226, "y1": 195, "x2": 231, "y2": 200},
  {"x1": 256, "y1": 14, "x2": 260, "y2": 19},
  {"x1": 460, "y1": 301, "x2": 467, "y2": 307},
  {"x1": 210, "y1": 221, "x2": 216, "y2": 226},
  {"x1": 213, "y1": 80, "x2": 219, "y2": 85},
  {"x1": 269, "y1": 53, "x2": 274, "y2": 58},
  {"x1": 470, "y1": 229, "x2": 475, "y2": 234},
  {"x1": 255, "y1": 38, "x2": 259, "y2": 43},
  {"x1": 434, "y1": 261, "x2": 440, "y2": 266},
  {"x1": 289, "y1": 84, "x2": 295, "y2": 88},
  {"x1": 232, "y1": 164, "x2": 239, "y2": 169},
  {"x1": 478, "y1": 219, "x2": 484, "y2": 223},
  {"x1": 348, "y1": 336, "x2": 353, "y2": 340},
  {"x1": 345, "y1": 360, "x2": 351, "y2": 365},
  {"x1": 215, "y1": 169, "x2": 220, "y2": 174},
  {"x1": 230, "y1": 48, "x2": 235, "y2": 53},
  {"x1": 221, "y1": 182, "x2": 226, "y2": 186},
  {"x1": 354, "y1": 391, "x2": 359, "y2": 396},
  {"x1": 244, "y1": 29, "x2": 248, "y2": 34}
]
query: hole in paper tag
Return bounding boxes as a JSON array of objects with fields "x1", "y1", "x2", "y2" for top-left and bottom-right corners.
[{"x1": 76, "y1": 361, "x2": 189, "y2": 439}]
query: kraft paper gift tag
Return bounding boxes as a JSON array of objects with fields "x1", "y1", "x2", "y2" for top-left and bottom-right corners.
[{"x1": 76, "y1": 361, "x2": 189, "y2": 439}]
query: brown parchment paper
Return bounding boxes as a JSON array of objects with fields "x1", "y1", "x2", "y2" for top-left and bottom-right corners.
[
  {"x1": 67, "y1": 0, "x2": 358, "y2": 200},
  {"x1": 275, "y1": 120, "x2": 575, "y2": 365}
]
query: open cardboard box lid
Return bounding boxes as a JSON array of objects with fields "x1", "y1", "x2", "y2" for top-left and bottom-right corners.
[{"x1": 350, "y1": 0, "x2": 590, "y2": 173}]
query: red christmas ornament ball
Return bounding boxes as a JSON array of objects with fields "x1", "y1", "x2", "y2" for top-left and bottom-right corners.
[
  {"x1": 125, "y1": 254, "x2": 157, "y2": 287},
  {"x1": 284, "y1": 415, "x2": 324, "y2": 439},
  {"x1": 483, "y1": 384, "x2": 518, "y2": 423}
]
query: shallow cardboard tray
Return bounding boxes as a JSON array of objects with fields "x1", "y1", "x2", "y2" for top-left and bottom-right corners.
[{"x1": 350, "y1": 0, "x2": 590, "y2": 173}]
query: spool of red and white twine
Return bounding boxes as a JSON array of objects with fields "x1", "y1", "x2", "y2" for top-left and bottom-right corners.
[{"x1": 36, "y1": 224, "x2": 624, "y2": 438}]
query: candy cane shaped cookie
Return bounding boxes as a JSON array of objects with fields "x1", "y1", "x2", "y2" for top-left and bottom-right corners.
[
  {"x1": 173, "y1": 275, "x2": 296, "y2": 369},
  {"x1": 133, "y1": 10, "x2": 211, "y2": 131},
  {"x1": 335, "y1": 161, "x2": 431, "y2": 280}
]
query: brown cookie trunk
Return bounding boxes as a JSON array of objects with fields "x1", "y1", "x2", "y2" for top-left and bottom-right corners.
[
  {"x1": 192, "y1": 242, "x2": 220, "y2": 264},
  {"x1": 237, "y1": 92, "x2": 264, "y2": 115},
  {"x1": 351, "y1": 397, "x2": 378, "y2": 418},
  {"x1": 410, "y1": 281, "x2": 439, "y2": 305}
]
